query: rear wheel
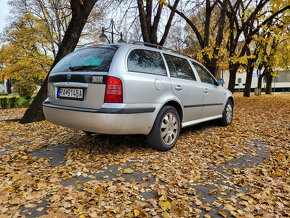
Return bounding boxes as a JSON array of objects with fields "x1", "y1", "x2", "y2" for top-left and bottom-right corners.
[
  {"x1": 219, "y1": 100, "x2": 233, "y2": 126},
  {"x1": 147, "y1": 106, "x2": 180, "y2": 151}
]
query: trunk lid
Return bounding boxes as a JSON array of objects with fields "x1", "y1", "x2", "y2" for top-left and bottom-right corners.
[{"x1": 48, "y1": 45, "x2": 119, "y2": 109}]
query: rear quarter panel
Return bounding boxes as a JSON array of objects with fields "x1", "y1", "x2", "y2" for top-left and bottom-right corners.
[{"x1": 108, "y1": 45, "x2": 183, "y2": 121}]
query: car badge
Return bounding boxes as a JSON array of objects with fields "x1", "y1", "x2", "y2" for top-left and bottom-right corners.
[{"x1": 67, "y1": 73, "x2": 71, "y2": 80}]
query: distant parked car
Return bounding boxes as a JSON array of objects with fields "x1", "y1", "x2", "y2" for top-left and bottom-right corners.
[{"x1": 43, "y1": 42, "x2": 234, "y2": 151}]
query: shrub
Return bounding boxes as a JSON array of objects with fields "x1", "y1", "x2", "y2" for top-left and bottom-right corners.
[
  {"x1": 14, "y1": 81, "x2": 37, "y2": 101},
  {"x1": 0, "y1": 98, "x2": 8, "y2": 109},
  {"x1": 9, "y1": 97, "x2": 17, "y2": 108}
]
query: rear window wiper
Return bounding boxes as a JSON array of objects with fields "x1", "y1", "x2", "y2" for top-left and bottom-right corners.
[{"x1": 69, "y1": 65, "x2": 104, "y2": 71}]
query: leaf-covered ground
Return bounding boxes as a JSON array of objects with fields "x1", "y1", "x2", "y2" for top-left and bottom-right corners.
[{"x1": 0, "y1": 94, "x2": 289, "y2": 217}]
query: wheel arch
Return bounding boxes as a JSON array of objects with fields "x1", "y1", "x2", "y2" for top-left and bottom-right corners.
[
  {"x1": 161, "y1": 100, "x2": 183, "y2": 122},
  {"x1": 228, "y1": 96, "x2": 234, "y2": 107}
]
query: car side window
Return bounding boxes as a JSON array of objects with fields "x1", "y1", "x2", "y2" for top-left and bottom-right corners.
[
  {"x1": 127, "y1": 49, "x2": 167, "y2": 76},
  {"x1": 164, "y1": 54, "x2": 196, "y2": 81},
  {"x1": 192, "y1": 63, "x2": 216, "y2": 85}
]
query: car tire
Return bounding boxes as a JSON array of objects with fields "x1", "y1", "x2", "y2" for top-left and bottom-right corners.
[
  {"x1": 219, "y1": 100, "x2": 233, "y2": 126},
  {"x1": 147, "y1": 106, "x2": 181, "y2": 151}
]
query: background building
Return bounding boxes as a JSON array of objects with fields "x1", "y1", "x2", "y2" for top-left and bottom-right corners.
[
  {"x1": 0, "y1": 79, "x2": 11, "y2": 94},
  {"x1": 222, "y1": 70, "x2": 290, "y2": 92}
]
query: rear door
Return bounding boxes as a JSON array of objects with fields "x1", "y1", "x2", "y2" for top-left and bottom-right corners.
[
  {"x1": 191, "y1": 62, "x2": 224, "y2": 118},
  {"x1": 163, "y1": 54, "x2": 204, "y2": 122}
]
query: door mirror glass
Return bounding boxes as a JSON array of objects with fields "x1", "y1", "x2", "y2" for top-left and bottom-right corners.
[{"x1": 217, "y1": 78, "x2": 225, "y2": 85}]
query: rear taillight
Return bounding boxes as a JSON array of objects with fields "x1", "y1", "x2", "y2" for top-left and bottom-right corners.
[{"x1": 104, "y1": 76, "x2": 123, "y2": 103}]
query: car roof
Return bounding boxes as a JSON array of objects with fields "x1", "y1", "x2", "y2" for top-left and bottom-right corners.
[
  {"x1": 85, "y1": 42, "x2": 190, "y2": 58},
  {"x1": 81, "y1": 42, "x2": 206, "y2": 67}
]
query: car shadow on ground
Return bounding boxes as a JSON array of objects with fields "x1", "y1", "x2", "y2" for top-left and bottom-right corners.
[
  {"x1": 28, "y1": 119, "x2": 221, "y2": 168},
  {"x1": 80, "y1": 120, "x2": 220, "y2": 153}
]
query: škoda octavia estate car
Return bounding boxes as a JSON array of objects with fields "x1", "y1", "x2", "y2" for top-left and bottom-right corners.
[{"x1": 43, "y1": 42, "x2": 234, "y2": 151}]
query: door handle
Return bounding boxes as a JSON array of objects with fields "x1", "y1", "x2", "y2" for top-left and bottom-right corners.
[
  {"x1": 204, "y1": 88, "x2": 208, "y2": 93},
  {"x1": 175, "y1": 85, "x2": 183, "y2": 91}
]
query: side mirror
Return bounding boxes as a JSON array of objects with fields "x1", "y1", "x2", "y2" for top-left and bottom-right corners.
[{"x1": 217, "y1": 78, "x2": 225, "y2": 85}]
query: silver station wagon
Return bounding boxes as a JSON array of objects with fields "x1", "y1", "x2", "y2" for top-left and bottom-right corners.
[{"x1": 43, "y1": 42, "x2": 234, "y2": 151}]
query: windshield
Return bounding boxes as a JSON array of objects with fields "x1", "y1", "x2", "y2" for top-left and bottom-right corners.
[{"x1": 51, "y1": 46, "x2": 118, "y2": 73}]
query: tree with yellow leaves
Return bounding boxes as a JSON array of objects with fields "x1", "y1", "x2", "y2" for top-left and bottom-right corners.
[
  {"x1": 254, "y1": 24, "x2": 289, "y2": 95},
  {"x1": 243, "y1": 0, "x2": 290, "y2": 96},
  {"x1": 166, "y1": 0, "x2": 228, "y2": 78},
  {"x1": 165, "y1": 0, "x2": 289, "y2": 92},
  {"x1": 225, "y1": 0, "x2": 289, "y2": 92},
  {"x1": 21, "y1": 0, "x2": 99, "y2": 123},
  {"x1": 0, "y1": 14, "x2": 52, "y2": 84}
]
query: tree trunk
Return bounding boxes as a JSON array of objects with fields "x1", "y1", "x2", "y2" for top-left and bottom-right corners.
[
  {"x1": 204, "y1": 60, "x2": 219, "y2": 78},
  {"x1": 265, "y1": 73, "x2": 273, "y2": 94},
  {"x1": 205, "y1": 62, "x2": 217, "y2": 78},
  {"x1": 244, "y1": 48, "x2": 257, "y2": 97},
  {"x1": 257, "y1": 68, "x2": 265, "y2": 91},
  {"x1": 209, "y1": 0, "x2": 228, "y2": 78},
  {"x1": 138, "y1": 0, "x2": 179, "y2": 45},
  {"x1": 258, "y1": 73, "x2": 264, "y2": 90},
  {"x1": 137, "y1": 0, "x2": 150, "y2": 43},
  {"x1": 244, "y1": 66, "x2": 253, "y2": 97},
  {"x1": 159, "y1": 0, "x2": 179, "y2": 46},
  {"x1": 257, "y1": 63, "x2": 264, "y2": 90},
  {"x1": 203, "y1": 0, "x2": 212, "y2": 48},
  {"x1": 228, "y1": 64, "x2": 239, "y2": 93},
  {"x1": 20, "y1": 0, "x2": 98, "y2": 124},
  {"x1": 6, "y1": 79, "x2": 12, "y2": 94}
]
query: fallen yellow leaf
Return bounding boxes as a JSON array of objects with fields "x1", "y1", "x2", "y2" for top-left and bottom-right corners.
[
  {"x1": 159, "y1": 201, "x2": 170, "y2": 211},
  {"x1": 133, "y1": 209, "x2": 140, "y2": 217}
]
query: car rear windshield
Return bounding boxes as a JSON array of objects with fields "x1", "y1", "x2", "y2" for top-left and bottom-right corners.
[{"x1": 51, "y1": 46, "x2": 118, "y2": 73}]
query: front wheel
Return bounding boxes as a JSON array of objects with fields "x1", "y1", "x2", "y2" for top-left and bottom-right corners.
[
  {"x1": 147, "y1": 106, "x2": 181, "y2": 151},
  {"x1": 219, "y1": 100, "x2": 233, "y2": 126}
]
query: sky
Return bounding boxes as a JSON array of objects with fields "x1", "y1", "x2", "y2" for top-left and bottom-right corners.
[{"x1": 0, "y1": 0, "x2": 9, "y2": 34}]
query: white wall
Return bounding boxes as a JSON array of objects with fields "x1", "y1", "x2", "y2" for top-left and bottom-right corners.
[
  {"x1": 0, "y1": 83, "x2": 4, "y2": 93},
  {"x1": 221, "y1": 70, "x2": 290, "y2": 90},
  {"x1": 0, "y1": 80, "x2": 10, "y2": 93}
]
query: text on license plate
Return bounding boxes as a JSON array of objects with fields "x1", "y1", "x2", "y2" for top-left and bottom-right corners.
[{"x1": 57, "y1": 88, "x2": 83, "y2": 99}]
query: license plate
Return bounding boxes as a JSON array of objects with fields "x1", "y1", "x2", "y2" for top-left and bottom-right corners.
[{"x1": 57, "y1": 88, "x2": 84, "y2": 100}]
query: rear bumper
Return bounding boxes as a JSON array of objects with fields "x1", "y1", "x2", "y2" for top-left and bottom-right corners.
[{"x1": 43, "y1": 101, "x2": 156, "y2": 135}]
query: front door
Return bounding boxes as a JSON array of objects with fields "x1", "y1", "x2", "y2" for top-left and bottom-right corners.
[{"x1": 191, "y1": 62, "x2": 224, "y2": 118}]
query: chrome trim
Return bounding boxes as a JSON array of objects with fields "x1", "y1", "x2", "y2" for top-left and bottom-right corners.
[{"x1": 54, "y1": 82, "x2": 89, "y2": 88}]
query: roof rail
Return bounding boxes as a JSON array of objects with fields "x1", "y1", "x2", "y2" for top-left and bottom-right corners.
[{"x1": 132, "y1": 41, "x2": 191, "y2": 58}]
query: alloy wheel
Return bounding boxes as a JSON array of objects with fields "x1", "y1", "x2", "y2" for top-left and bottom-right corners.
[
  {"x1": 160, "y1": 112, "x2": 179, "y2": 145},
  {"x1": 226, "y1": 104, "x2": 233, "y2": 124}
]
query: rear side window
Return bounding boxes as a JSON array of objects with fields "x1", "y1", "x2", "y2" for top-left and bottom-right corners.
[
  {"x1": 192, "y1": 62, "x2": 216, "y2": 85},
  {"x1": 164, "y1": 54, "x2": 196, "y2": 81},
  {"x1": 51, "y1": 47, "x2": 118, "y2": 73},
  {"x1": 127, "y1": 49, "x2": 167, "y2": 76}
]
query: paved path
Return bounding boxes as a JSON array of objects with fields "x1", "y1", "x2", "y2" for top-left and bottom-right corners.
[{"x1": 10, "y1": 138, "x2": 269, "y2": 217}]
